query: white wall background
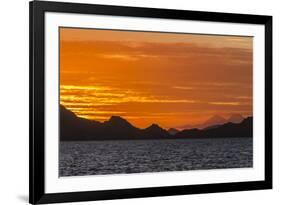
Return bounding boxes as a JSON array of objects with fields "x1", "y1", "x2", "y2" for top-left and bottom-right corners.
[{"x1": 0, "y1": 0, "x2": 279, "y2": 204}]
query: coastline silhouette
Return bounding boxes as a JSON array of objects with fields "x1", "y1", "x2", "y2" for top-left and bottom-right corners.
[{"x1": 60, "y1": 105, "x2": 253, "y2": 141}]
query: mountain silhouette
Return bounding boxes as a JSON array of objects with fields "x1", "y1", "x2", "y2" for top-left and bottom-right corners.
[
  {"x1": 102, "y1": 116, "x2": 141, "y2": 139},
  {"x1": 60, "y1": 105, "x2": 252, "y2": 141},
  {"x1": 167, "y1": 128, "x2": 179, "y2": 135},
  {"x1": 228, "y1": 114, "x2": 244, "y2": 123},
  {"x1": 201, "y1": 115, "x2": 226, "y2": 128},
  {"x1": 60, "y1": 105, "x2": 103, "y2": 141},
  {"x1": 179, "y1": 114, "x2": 246, "y2": 130},
  {"x1": 60, "y1": 105, "x2": 170, "y2": 140},
  {"x1": 143, "y1": 124, "x2": 170, "y2": 138},
  {"x1": 175, "y1": 117, "x2": 252, "y2": 139},
  {"x1": 106, "y1": 116, "x2": 135, "y2": 128},
  {"x1": 179, "y1": 115, "x2": 226, "y2": 130}
]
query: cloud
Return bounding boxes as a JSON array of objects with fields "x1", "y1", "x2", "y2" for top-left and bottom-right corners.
[
  {"x1": 61, "y1": 40, "x2": 252, "y2": 64},
  {"x1": 173, "y1": 86, "x2": 194, "y2": 90},
  {"x1": 208, "y1": 102, "x2": 240, "y2": 106},
  {"x1": 100, "y1": 54, "x2": 139, "y2": 61},
  {"x1": 235, "y1": 96, "x2": 252, "y2": 100},
  {"x1": 60, "y1": 84, "x2": 197, "y2": 119},
  {"x1": 60, "y1": 85, "x2": 112, "y2": 91}
]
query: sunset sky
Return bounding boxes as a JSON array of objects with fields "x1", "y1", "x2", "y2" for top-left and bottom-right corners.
[{"x1": 59, "y1": 27, "x2": 253, "y2": 129}]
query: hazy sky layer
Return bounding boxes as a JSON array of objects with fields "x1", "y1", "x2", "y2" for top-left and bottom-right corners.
[{"x1": 60, "y1": 27, "x2": 253, "y2": 129}]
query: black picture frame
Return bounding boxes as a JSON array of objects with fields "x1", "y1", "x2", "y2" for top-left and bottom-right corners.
[{"x1": 29, "y1": 0, "x2": 272, "y2": 204}]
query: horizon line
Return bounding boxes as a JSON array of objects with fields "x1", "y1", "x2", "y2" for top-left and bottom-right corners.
[{"x1": 60, "y1": 104, "x2": 252, "y2": 131}]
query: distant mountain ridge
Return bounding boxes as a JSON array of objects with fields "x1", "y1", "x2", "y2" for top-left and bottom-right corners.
[
  {"x1": 179, "y1": 114, "x2": 245, "y2": 130},
  {"x1": 60, "y1": 105, "x2": 252, "y2": 141},
  {"x1": 175, "y1": 117, "x2": 252, "y2": 139},
  {"x1": 167, "y1": 128, "x2": 180, "y2": 135},
  {"x1": 228, "y1": 114, "x2": 244, "y2": 123}
]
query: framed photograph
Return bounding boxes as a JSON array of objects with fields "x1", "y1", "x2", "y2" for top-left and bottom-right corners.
[{"x1": 29, "y1": 0, "x2": 272, "y2": 204}]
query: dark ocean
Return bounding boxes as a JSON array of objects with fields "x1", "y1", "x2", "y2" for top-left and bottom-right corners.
[{"x1": 59, "y1": 137, "x2": 253, "y2": 177}]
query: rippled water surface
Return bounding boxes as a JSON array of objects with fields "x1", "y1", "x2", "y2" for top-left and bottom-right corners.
[{"x1": 59, "y1": 138, "x2": 253, "y2": 176}]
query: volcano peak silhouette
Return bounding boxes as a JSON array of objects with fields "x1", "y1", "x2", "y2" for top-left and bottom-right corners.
[{"x1": 228, "y1": 114, "x2": 244, "y2": 123}]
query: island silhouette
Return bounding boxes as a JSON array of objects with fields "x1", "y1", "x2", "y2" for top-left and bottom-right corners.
[{"x1": 60, "y1": 105, "x2": 253, "y2": 141}]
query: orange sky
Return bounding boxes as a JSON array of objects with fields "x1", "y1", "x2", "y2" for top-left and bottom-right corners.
[{"x1": 60, "y1": 27, "x2": 253, "y2": 129}]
